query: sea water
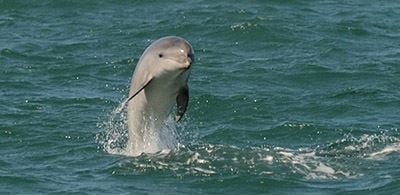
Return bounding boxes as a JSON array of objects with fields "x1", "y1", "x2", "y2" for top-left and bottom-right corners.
[{"x1": 1, "y1": 1, "x2": 399, "y2": 194}]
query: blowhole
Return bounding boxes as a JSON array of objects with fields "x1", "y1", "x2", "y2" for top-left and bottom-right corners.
[{"x1": 159, "y1": 53, "x2": 163, "y2": 58}]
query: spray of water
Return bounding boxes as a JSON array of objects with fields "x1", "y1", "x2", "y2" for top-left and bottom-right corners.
[
  {"x1": 123, "y1": 115, "x2": 179, "y2": 156},
  {"x1": 98, "y1": 98, "x2": 180, "y2": 156}
]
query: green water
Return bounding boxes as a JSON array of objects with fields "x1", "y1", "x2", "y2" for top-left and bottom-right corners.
[{"x1": 1, "y1": 1, "x2": 399, "y2": 194}]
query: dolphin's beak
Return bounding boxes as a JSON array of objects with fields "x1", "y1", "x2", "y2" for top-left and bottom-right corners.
[
  {"x1": 186, "y1": 53, "x2": 194, "y2": 68},
  {"x1": 181, "y1": 53, "x2": 194, "y2": 70}
]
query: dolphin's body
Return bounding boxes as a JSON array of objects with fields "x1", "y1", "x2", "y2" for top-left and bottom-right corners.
[{"x1": 126, "y1": 36, "x2": 194, "y2": 156}]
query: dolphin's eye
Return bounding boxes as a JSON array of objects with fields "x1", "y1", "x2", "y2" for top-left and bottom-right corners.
[{"x1": 158, "y1": 53, "x2": 163, "y2": 58}]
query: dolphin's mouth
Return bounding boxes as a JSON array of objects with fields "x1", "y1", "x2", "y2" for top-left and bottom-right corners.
[
  {"x1": 183, "y1": 59, "x2": 193, "y2": 70},
  {"x1": 183, "y1": 53, "x2": 194, "y2": 70},
  {"x1": 178, "y1": 59, "x2": 193, "y2": 71},
  {"x1": 180, "y1": 66, "x2": 191, "y2": 72}
]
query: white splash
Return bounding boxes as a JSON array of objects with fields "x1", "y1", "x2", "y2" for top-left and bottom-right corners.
[
  {"x1": 368, "y1": 143, "x2": 400, "y2": 160},
  {"x1": 276, "y1": 148, "x2": 352, "y2": 179},
  {"x1": 99, "y1": 99, "x2": 129, "y2": 155},
  {"x1": 123, "y1": 115, "x2": 178, "y2": 157},
  {"x1": 100, "y1": 98, "x2": 179, "y2": 157}
]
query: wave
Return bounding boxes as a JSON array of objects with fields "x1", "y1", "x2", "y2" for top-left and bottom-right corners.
[{"x1": 98, "y1": 102, "x2": 400, "y2": 183}]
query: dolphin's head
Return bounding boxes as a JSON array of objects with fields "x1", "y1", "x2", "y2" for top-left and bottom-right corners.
[{"x1": 141, "y1": 36, "x2": 194, "y2": 77}]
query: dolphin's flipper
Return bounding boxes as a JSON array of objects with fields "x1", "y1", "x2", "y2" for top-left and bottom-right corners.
[
  {"x1": 127, "y1": 77, "x2": 153, "y2": 102},
  {"x1": 175, "y1": 84, "x2": 189, "y2": 122}
]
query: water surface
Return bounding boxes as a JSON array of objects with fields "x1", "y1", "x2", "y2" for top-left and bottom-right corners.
[{"x1": 1, "y1": 1, "x2": 399, "y2": 194}]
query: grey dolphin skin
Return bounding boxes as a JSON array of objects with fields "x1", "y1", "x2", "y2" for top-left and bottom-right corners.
[{"x1": 126, "y1": 36, "x2": 194, "y2": 156}]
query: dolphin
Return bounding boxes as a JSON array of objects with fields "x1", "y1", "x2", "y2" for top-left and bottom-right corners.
[{"x1": 126, "y1": 36, "x2": 194, "y2": 156}]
